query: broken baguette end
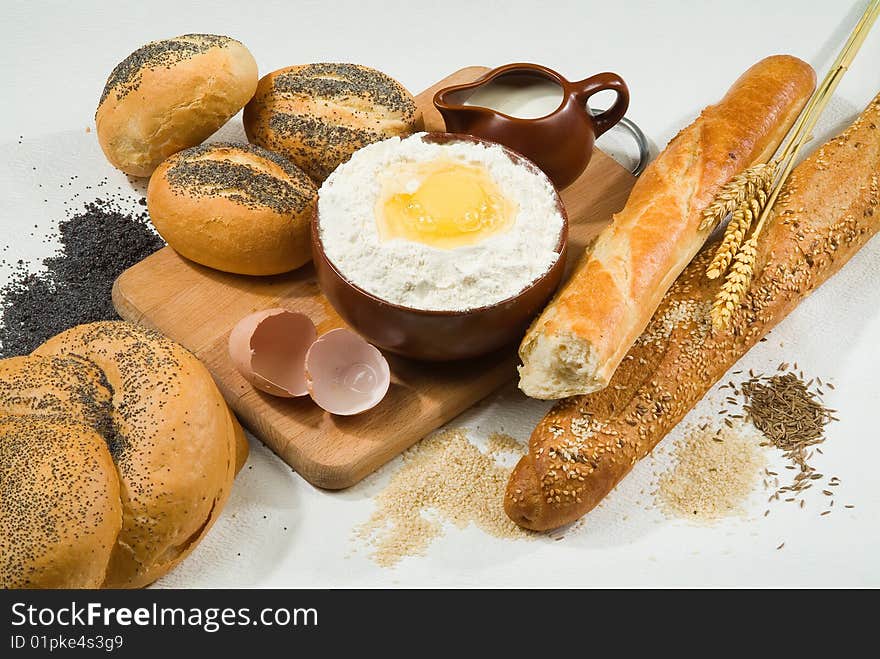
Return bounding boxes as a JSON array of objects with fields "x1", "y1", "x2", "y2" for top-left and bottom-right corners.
[{"x1": 517, "y1": 330, "x2": 605, "y2": 400}]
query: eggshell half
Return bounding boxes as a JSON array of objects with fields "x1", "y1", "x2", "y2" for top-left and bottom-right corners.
[
  {"x1": 305, "y1": 329, "x2": 391, "y2": 415},
  {"x1": 228, "y1": 309, "x2": 317, "y2": 397}
]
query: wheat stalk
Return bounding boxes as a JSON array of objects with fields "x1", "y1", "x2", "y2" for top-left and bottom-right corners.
[
  {"x1": 711, "y1": 237, "x2": 758, "y2": 329},
  {"x1": 706, "y1": 187, "x2": 768, "y2": 279},
  {"x1": 699, "y1": 163, "x2": 774, "y2": 232},
  {"x1": 706, "y1": 204, "x2": 748, "y2": 279},
  {"x1": 706, "y1": 0, "x2": 879, "y2": 329}
]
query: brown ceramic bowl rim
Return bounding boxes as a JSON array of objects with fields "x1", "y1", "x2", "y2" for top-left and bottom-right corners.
[
  {"x1": 313, "y1": 131, "x2": 568, "y2": 318},
  {"x1": 433, "y1": 63, "x2": 572, "y2": 123}
]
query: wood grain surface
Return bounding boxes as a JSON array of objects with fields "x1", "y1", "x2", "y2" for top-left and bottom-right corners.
[{"x1": 112, "y1": 66, "x2": 636, "y2": 489}]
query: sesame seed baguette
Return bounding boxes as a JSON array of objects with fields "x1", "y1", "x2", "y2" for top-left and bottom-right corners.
[
  {"x1": 506, "y1": 92, "x2": 880, "y2": 531},
  {"x1": 518, "y1": 55, "x2": 816, "y2": 400}
]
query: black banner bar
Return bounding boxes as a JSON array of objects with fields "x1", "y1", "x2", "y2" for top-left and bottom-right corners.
[{"x1": 0, "y1": 588, "x2": 852, "y2": 654}]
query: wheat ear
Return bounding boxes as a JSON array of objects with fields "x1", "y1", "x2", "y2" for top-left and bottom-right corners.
[
  {"x1": 699, "y1": 163, "x2": 774, "y2": 232},
  {"x1": 706, "y1": 0, "x2": 879, "y2": 327},
  {"x1": 711, "y1": 236, "x2": 758, "y2": 330},
  {"x1": 705, "y1": 187, "x2": 768, "y2": 279},
  {"x1": 706, "y1": 204, "x2": 747, "y2": 279}
]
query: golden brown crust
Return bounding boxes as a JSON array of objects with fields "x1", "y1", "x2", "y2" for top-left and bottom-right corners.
[
  {"x1": 0, "y1": 416, "x2": 122, "y2": 588},
  {"x1": 243, "y1": 63, "x2": 420, "y2": 182},
  {"x1": 96, "y1": 34, "x2": 258, "y2": 177},
  {"x1": 32, "y1": 321, "x2": 238, "y2": 588},
  {"x1": 518, "y1": 55, "x2": 817, "y2": 399},
  {"x1": 227, "y1": 405, "x2": 249, "y2": 475},
  {"x1": 147, "y1": 142, "x2": 318, "y2": 275},
  {"x1": 0, "y1": 354, "x2": 114, "y2": 428},
  {"x1": 507, "y1": 93, "x2": 880, "y2": 531}
]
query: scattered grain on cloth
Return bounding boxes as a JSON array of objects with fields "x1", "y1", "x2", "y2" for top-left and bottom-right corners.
[
  {"x1": 0, "y1": 198, "x2": 163, "y2": 357},
  {"x1": 352, "y1": 428, "x2": 533, "y2": 567},
  {"x1": 655, "y1": 420, "x2": 766, "y2": 522}
]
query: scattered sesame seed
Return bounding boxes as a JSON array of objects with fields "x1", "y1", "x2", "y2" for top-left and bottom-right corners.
[
  {"x1": 351, "y1": 429, "x2": 533, "y2": 567},
  {"x1": 655, "y1": 421, "x2": 765, "y2": 522}
]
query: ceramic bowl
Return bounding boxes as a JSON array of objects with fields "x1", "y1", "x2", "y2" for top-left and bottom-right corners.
[{"x1": 311, "y1": 133, "x2": 568, "y2": 361}]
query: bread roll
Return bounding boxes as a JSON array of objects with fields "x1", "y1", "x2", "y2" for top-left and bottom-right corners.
[
  {"x1": 0, "y1": 416, "x2": 122, "y2": 589},
  {"x1": 32, "y1": 322, "x2": 238, "y2": 588},
  {"x1": 518, "y1": 55, "x2": 816, "y2": 400},
  {"x1": 96, "y1": 34, "x2": 258, "y2": 177},
  {"x1": 148, "y1": 142, "x2": 318, "y2": 275},
  {"x1": 243, "y1": 63, "x2": 420, "y2": 182},
  {"x1": 0, "y1": 321, "x2": 246, "y2": 588},
  {"x1": 230, "y1": 407, "x2": 250, "y2": 474},
  {"x1": 505, "y1": 92, "x2": 880, "y2": 531}
]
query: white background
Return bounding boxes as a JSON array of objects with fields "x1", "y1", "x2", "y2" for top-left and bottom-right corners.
[{"x1": 1, "y1": 0, "x2": 879, "y2": 587}]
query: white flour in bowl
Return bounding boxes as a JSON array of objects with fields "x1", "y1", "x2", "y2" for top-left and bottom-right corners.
[{"x1": 316, "y1": 133, "x2": 565, "y2": 312}]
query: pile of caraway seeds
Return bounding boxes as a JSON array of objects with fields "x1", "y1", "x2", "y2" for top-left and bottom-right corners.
[{"x1": 657, "y1": 362, "x2": 849, "y2": 524}]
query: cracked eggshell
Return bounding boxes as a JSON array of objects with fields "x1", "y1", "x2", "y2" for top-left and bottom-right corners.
[
  {"x1": 228, "y1": 308, "x2": 317, "y2": 397},
  {"x1": 305, "y1": 328, "x2": 390, "y2": 415}
]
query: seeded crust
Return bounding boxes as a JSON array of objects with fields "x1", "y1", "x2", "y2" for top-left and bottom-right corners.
[
  {"x1": 0, "y1": 355, "x2": 116, "y2": 439},
  {"x1": 31, "y1": 322, "x2": 242, "y2": 588},
  {"x1": 99, "y1": 34, "x2": 237, "y2": 105},
  {"x1": 0, "y1": 416, "x2": 122, "y2": 589},
  {"x1": 518, "y1": 55, "x2": 817, "y2": 399},
  {"x1": 243, "y1": 63, "x2": 420, "y2": 182},
  {"x1": 506, "y1": 92, "x2": 880, "y2": 531},
  {"x1": 96, "y1": 34, "x2": 258, "y2": 177},
  {"x1": 0, "y1": 321, "x2": 247, "y2": 588},
  {"x1": 147, "y1": 142, "x2": 318, "y2": 275}
]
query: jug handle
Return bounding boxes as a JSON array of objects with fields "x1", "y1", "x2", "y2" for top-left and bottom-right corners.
[{"x1": 572, "y1": 72, "x2": 629, "y2": 138}]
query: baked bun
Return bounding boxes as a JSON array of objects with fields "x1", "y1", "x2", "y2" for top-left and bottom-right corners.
[
  {"x1": 96, "y1": 34, "x2": 259, "y2": 177},
  {"x1": 147, "y1": 142, "x2": 318, "y2": 275},
  {"x1": 243, "y1": 63, "x2": 420, "y2": 181},
  {"x1": 31, "y1": 322, "x2": 241, "y2": 588},
  {"x1": 0, "y1": 322, "x2": 247, "y2": 588},
  {"x1": 0, "y1": 416, "x2": 122, "y2": 588}
]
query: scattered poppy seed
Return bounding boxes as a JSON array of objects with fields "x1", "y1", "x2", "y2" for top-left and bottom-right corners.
[{"x1": 0, "y1": 198, "x2": 164, "y2": 357}]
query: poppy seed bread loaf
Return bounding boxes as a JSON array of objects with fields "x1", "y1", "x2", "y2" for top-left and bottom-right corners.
[
  {"x1": 96, "y1": 34, "x2": 258, "y2": 177},
  {"x1": 0, "y1": 321, "x2": 248, "y2": 588},
  {"x1": 147, "y1": 142, "x2": 318, "y2": 275},
  {"x1": 243, "y1": 63, "x2": 420, "y2": 182}
]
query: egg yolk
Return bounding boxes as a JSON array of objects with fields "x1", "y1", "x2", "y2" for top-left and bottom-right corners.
[{"x1": 376, "y1": 160, "x2": 515, "y2": 249}]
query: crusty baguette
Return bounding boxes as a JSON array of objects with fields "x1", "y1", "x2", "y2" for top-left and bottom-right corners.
[
  {"x1": 506, "y1": 92, "x2": 880, "y2": 531},
  {"x1": 518, "y1": 55, "x2": 816, "y2": 399}
]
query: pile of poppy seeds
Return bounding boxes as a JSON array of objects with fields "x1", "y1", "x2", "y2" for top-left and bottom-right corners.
[{"x1": 0, "y1": 197, "x2": 164, "y2": 357}]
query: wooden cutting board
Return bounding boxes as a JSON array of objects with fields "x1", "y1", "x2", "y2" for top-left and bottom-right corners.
[{"x1": 112, "y1": 66, "x2": 637, "y2": 489}]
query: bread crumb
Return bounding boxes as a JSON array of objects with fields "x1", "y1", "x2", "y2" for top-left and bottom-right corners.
[
  {"x1": 655, "y1": 421, "x2": 765, "y2": 522},
  {"x1": 352, "y1": 428, "x2": 532, "y2": 567}
]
